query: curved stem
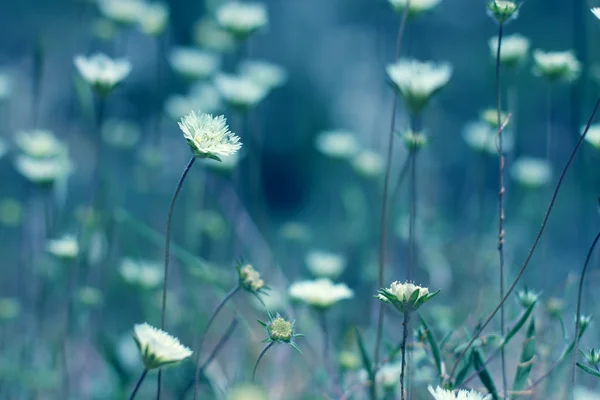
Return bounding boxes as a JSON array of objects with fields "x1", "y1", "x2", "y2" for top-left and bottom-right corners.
[
  {"x1": 399, "y1": 312, "x2": 411, "y2": 400},
  {"x1": 157, "y1": 155, "x2": 196, "y2": 400},
  {"x1": 571, "y1": 229, "x2": 600, "y2": 390},
  {"x1": 252, "y1": 342, "x2": 274, "y2": 383},
  {"x1": 448, "y1": 95, "x2": 600, "y2": 382},
  {"x1": 130, "y1": 369, "x2": 148, "y2": 400},
  {"x1": 193, "y1": 285, "x2": 240, "y2": 400}
]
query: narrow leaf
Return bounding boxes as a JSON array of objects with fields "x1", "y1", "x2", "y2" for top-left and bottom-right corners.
[
  {"x1": 355, "y1": 328, "x2": 374, "y2": 380},
  {"x1": 503, "y1": 300, "x2": 536, "y2": 346},
  {"x1": 473, "y1": 349, "x2": 499, "y2": 400},
  {"x1": 420, "y1": 315, "x2": 443, "y2": 379},
  {"x1": 576, "y1": 362, "x2": 600, "y2": 378},
  {"x1": 512, "y1": 318, "x2": 536, "y2": 394}
]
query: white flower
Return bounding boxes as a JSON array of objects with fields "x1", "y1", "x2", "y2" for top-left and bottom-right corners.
[
  {"x1": 288, "y1": 278, "x2": 354, "y2": 308},
  {"x1": 511, "y1": 157, "x2": 552, "y2": 188},
  {"x1": 352, "y1": 150, "x2": 384, "y2": 177},
  {"x1": 193, "y1": 18, "x2": 236, "y2": 53},
  {"x1": 133, "y1": 323, "x2": 192, "y2": 370},
  {"x1": 378, "y1": 281, "x2": 437, "y2": 313},
  {"x1": 119, "y1": 258, "x2": 163, "y2": 289},
  {"x1": 15, "y1": 130, "x2": 64, "y2": 159},
  {"x1": 583, "y1": 124, "x2": 600, "y2": 149},
  {"x1": 137, "y1": 3, "x2": 169, "y2": 36},
  {"x1": 169, "y1": 48, "x2": 220, "y2": 80},
  {"x1": 102, "y1": 119, "x2": 141, "y2": 149},
  {"x1": 216, "y1": 2, "x2": 268, "y2": 39},
  {"x1": 47, "y1": 235, "x2": 79, "y2": 260},
  {"x1": 388, "y1": 0, "x2": 441, "y2": 16},
  {"x1": 78, "y1": 286, "x2": 103, "y2": 306},
  {"x1": 178, "y1": 112, "x2": 242, "y2": 159},
  {"x1": 15, "y1": 155, "x2": 72, "y2": 185},
  {"x1": 165, "y1": 84, "x2": 222, "y2": 120},
  {"x1": 462, "y1": 121, "x2": 514, "y2": 155},
  {"x1": 386, "y1": 59, "x2": 452, "y2": 114},
  {"x1": 306, "y1": 250, "x2": 346, "y2": 278},
  {"x1": 239, "y1": 60, "x2": 287, "y2": 89},
  {"x1": 377, "y1": 363, "x2": 403, "y2": 388},
  {"x1": 214, "y1": 73, "x2": 268, "y2": 108},
  {"x1": 593, "y1": 8, "x2": 600, "y2": 21},
  {"x1": 74, "y1": 53, "x2": 132, "y2": 95},
  {"x1": 0, "y1": 73, "x2": 12, "y2": 100},
  {"x1": 575, "y1": 386, "x2": 600, "y2": 400},
  {"x1": 489, "y1": 33, "x2": 530, "y2": 68},
  {"x1": 533, "y1": 49, "x2": 581, "y2": 82},
  {"x1": 486, "y1": 1, "x2": 519, "y2": 24},
  {"x1": 98, "y1": 0, "x2": 144, "y2": 25},
  {"x1": 428, "y1": 385, "x2": 491, "y2": 400},
  {"x1": 315, "y1": 130, "x2": 359, "y2": 159}
]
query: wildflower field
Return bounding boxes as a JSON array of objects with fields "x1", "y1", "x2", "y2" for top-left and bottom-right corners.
[{"x1": 2, "y1": 0, "x2": 600, "y2": 399}]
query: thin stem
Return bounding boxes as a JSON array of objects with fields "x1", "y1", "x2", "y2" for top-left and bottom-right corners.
[
  {"x1": 495, "y1": 22, "x2": 508, "y2": 399},
  {"x1": 546, "y1": 85, "x2": 553, "y2": 162},
  {"x1": 448, "y1": 95, "x2": 600, "y2": 382},
  {"x1": 157, "y1": 155, "x2": 196, "y2": 400},
  {"x1": 390, "y1": 154, "x2": 412, "y2": 216},
  {"x1": 408, "y1": 147, "x2": 417, "y2": 281},
  {"x1": 130, "y1": 369, "x2": 148, "y2": 400},
  {"x1": 399, "y1": 312, "x2": 411, "y2": 400},
  {"x1": 193, "y1": 285, "x2": 241, "y2": 400},
  {"x1": 318, "y1": 310, "x2": 343, "y2": 397},
  {"x1": 252, "y1": 342, "x2": 274, "y2": 383},
  {"x1": 571, "y1": 229, "x2": 600, "y2": 391}
]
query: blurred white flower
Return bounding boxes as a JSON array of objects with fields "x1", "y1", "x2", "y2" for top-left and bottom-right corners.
[
  {"x1": 583, "y1": 124, "x2": 600, "y2": 150},
  {"x1": 193, "y1": 18, "x2": 236, "y2": 53},
  {"x1": 388, "y1": 0, "x2": 441, "y2": 17},
  {"x1": 15, "y1": 130, "x2": 64, "y2": 159},
  {"x1": 593, "y1": 8, "x2": 600, "y2": 21},
  {"x1": 216, "y1": 2, "x2": 268, "y2": 39},
  {"x1": 352, "y1": 150, "x2": 384, "y2": 177},
  {"x1": 462, "y1": 121, "x2": 514, "y2": 155},
  {"x1": 119, "y1": 258, "x2": 163, "y2": 289},
  {"x1": 306, "y1": 250, "x2": 346, "y2": 278},
  {"x1": 74, "y1": 53, "x2": 132, "y2": 95},
  {"x1": 98, "y1": 0, "x2": 144, "y2": 25},
  {"x1": 428, "y1": 385, "x2": 491, "y2": 400},
  {"x1": 178, "y1": 112, "x2": 242, "y2": 159},
  {"x1": 47, "y1": 235, "x2": 79, "y2": 260},
  {"x1": 239, "y1": 60, "x2": 287, "y2": 90},
  {"x1": 214, "y1": 73, "x2": 268, "y2": 108},
  {"x1": 288, "y1": 278, "x2": 353, "y2": 308},
  {"x1": 533, "y1": 49, "x2": 581, "y2": 83},
  {"x1": 511, "y1": 157, "x2": 552, "y2": 188},
  {"x1": 226, "y1": 384, "x2": 268, "y2": 400},
  {"x1": 377, "y1": 362, "x2": 403, "y2": 389},
  {"x1": 315, "y1": 130, "x2": 359, "y2": 159},
  {"x1": 279, "y1": 221, "x2": 311, "y2": 242},
  {"x1": 486, "y1": 0, "x2": 519, "y2": 24},
  {"x1": 169, "y1": 48, "x2": 220, "y2": 80},
  {"x1": 15, "y1": 155, "x2": 72, "y2": 185},
  {"x1": 91, "y1": 18, "x2": 117, "y2": 41},
  {"x1": 489, "y1": 33, "x2": 530, "y2": 68},
  {"x1": 386, "y1": 59, "x2": 452, "y2": 114},
  {"x1": 0, "y1": 73, "x2": 12, "y2": 100},
  {"x1": 102, "y1": 119, "x2": 141, "y2": 149},
  {"x1": 575, "y1": 386, "x2": 600, "y2": 400},
  {"x1": 137, "y1": 3, "x2": 169, "y2": 36},
  {"x1": 78, "y1": 286, "x2": 103, "y2": 307},
  {"x1": 165, "y1": 84, "x2": 222, "y2": 120},
  {"x1": 133, "y1": 322, "x2": 192, "y2": 370}
]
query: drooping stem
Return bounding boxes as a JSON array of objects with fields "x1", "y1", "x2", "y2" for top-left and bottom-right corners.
[
  {"x1": 494, "y1": 22, "x2": 508, "y2": 400},
  {"x1": 571, "y1": 229, "x2": 600, "y2": 391},
  {"x1": 157, "y1": 155, "x2": 196, "y2": 400},
  {"x1": 129, "y1": 369, "x2": 148, "y2": 400},
  {"x1": 448, "y1": 95, "x2": 600, "y2": 382},
  {"x1": 252, "y1": 342, "x2": 274, "y2": 383},
  {"x1": 193, "y1": 285, "x2": 241, "y2": 400},
  {"x1": 399, "y1": 312, "x2": 411, "y2": 400}
]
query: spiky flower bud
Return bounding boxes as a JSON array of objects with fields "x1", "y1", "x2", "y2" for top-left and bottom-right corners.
[
  {"x1": 486, "y1": 1, "x2": 519, "y2": 24},
  {"x1": 403, "y1": 131, "x2": 428, "y2": 150},
  {"x1": 583, "y1": 348, "x2": 600, "y2": 366},
  {"x1": 516, "y1": 288, "x2": 540, "y2": 309},
  {"x1": 546, "y1": 297, "x2": 564, "y2": 317},
  {"x1": 257, "y1": 312, "x2": 304, "y2": 353},
  {"x1": 237, "y1": 264, "x2": 266, "y2": 293}
]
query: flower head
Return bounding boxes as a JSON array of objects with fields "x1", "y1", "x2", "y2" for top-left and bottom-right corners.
[
  {"x1": 489, "y1": 33, "x2": 530, "y2": 68},
  {"x1": 74, "y1": 53, "x2": 132, "y2": 96},
  {"x1": 352, "y1": 150, "x2": 384, "y2": 177},
  {"x1": 386, "y1": 59, "x2": 452, "y2": 114},
  {"x1": 592, "y1": 7, "x2": 600, "y2": 20},
  {"x1": 257, "y1": 311, "x2": 304, "y2": 353},
  {"x1": 377, "y1": 281, "x2": 439, "y2": 313},
  {"x1": 47, "y1": 235, "x2": 79, "y2": 260},
  {"x1": 511, "y1": 157, "x2": 552, "y2": 188},
  {"x1": 169, "y1": 48, "x2": 220, "y2": 80},
  {"x1": 428, "y1": 385, "x2": 491, "y2": 400},
  {"x1": 306, "y1": 250, "x2": 346, "y2": 279},
  {"x1": 98, "y1": 0, "x2": 144, "y2": 25},
  {"x1": 216, "y1": 2, "x2": 268, "y2": 39},
  {"x1": 533, "y1": 50, "x2": 581, "y2": 83},
  {"x1": 164, "y1": 83, "x2": 222, "y2": 120},
  {"x1": 388, "y1": 0, "x2": 441, "y2": 17},
  {"x1": 583, "y1": 348, "x2": 600, "y2": 367},
  {"x1": 462, "y1": 121, "x2": 515, "y2": 155},
  {"x1": 582, "y1": 124, "x2": 600, "y2": 150},
  {"x1": 137, "y1": 3, "x2": 169, "y2": 36},
  {"x1": 15, "y1": 155, "x2": 72, "y2": 185},
  {"x1": 178, "y1": 112, "x2": 242, "y2": 160},
  {"x1": 15, "y1": 130, "x2": 64, "y2": 159},
  {"x1": 486, "y1": 0, "x2": 519, "y2": 24},
  {"x1": 237, "y1": 263, "x2": 267, "y2": 293},
  {"x1": 376, "y1": 362, "x2": 403, "y2": 389},
  {"x1": 516, "y1": 287, "x2": 540, "y2": 309},
  {"x1": 288, "y1": 278, "x2": 354, "y2": 309},
  {"x1": 315, "y1": 130, "x2": 359, "y2": 159},
  {"x1": 133, "y1": 323, "x2": 192, "y2": 370},
  {"x1": 403, "y1": 131, "x2": 428, "y2": 150},
  {"x1": 214, "y1": 73, "x2": 268, "y2": 109},
  {"x1": 119, "y1": 258, "x2": 163, "y2": 289},
  {"x1": 102, "y1": 119, "x2": 141, "y2": 150},
  {"x1": 77, "y1": 286, "x2": 103, "y2": 307},
  {"x1": 193, "y1": 17, "x2": 236, "y2": 53},
  {"x1": 239, "y1": 60, "x2": 287, "y2": 90}
]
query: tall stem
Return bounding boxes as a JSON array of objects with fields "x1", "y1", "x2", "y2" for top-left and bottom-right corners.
[
  {"x1": 545, "y1": 85, "x2": 553, "y2": 162},
  {"x1": 399, "y1": 312, "x2": 411, "y2": 400},
  {"x1": 494, "y1": 22, "x2": 508, "y2": 399},
  {"x1": 157, "y1": 155, "x2": 196, "y2": 399},
  {"x1": 193, "y1": 285, "x2": 241, "y2": 400},
  {"x1": 252, "y1": 342, "x2": 274, "y2": 383},
  {"x1": 130, "y1": 369, "x2": 148, "y2": 400},
  {"x1": 408, "y1": 146, "x2": 417, "y2": 281}
]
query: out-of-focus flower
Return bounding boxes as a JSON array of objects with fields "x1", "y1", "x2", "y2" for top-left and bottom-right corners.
[
  {"x1": 15, "y1": 155, "x2": 72, "y2": 185},
  {"x1": 388, "y1": 0, "x2": 441, "y2": 17},
  {"x1": 178, "y1": 112, "x2": 242, "y2": 160},
  {"x1": 339, "y1": 351, "x2": 361, "y2": 370},
  {"x1": 315, "y1": 130, "x2": 359, "y2": 159},
  {"x1": 516, "y1": 287, "x2": 540, "y2": 309},
  {"x1": 77, "y1": 286, "x2": 103, "y2": 307},
  {"x1": 0, "y1": 73, "x2": 12, "y2": 100},
  {"x1": 428, "y1": 385, "x2": 491, "y2": 400},
  {"x1": 47, "y1": 235, "x2": 79, "y2": 260},
  {"x1": 257, "y1": 311, "x2": 304, "y2": 353},
  {"x1": 133, "y1": 323, "x2": 192, "y2": 370},
  {"x1": 216, "y1": 2, "x2": 268, "y2": 39},
  {"x1": 74, "y1": 53, "x2": 132, "y2": 96},
  {"x1": 582, "y1": 124, "x2": 600, "y2": 150},
  {"x1": 489, "y1": 33, "x2": 530, "y2": 68},
  {"x1": 0, "y1": 198, "x2": 22, "y2": 227},
  {"x1": 137, "y1": 3, "x2": 169, "y2": 36},
  {"x1": 533, "y1": 50, "x2": 581, "y2": 83},
  {"x1": 119, "y1": 258, "x2": 163, "y2": 289},
  {"x1": 226, "y1": 384, "x2": 268, "y2": 400},
  {"x1": 403, "y1": 131, "x2": 428, "y2": 150},
  {"x1": 0, "y1": 298, "x2": 20, "y2": 321},
  {"x1": 164, "y1": 84, "x2": 222, "y2": 120},
  {"x1": 306, "y1": 250, "x2": 346, "y2": 279},
  {"x1": 98, "y1": 0, "x2": 144, "y2": 25},
  {"x1": 462, "y1": 121, "x2": 494, "y2": 153},
  {"x1": 239, "y1": 60, "x2": 287, "y2": 90},
  {"x1": 547, "y1": 297, "x2": 564, "y2": 317},
  {"x1": 102, "y1": 119, "x2": 141, "y2": 149},
  {"x1": 288, "y1": 278, "x2": 354, "y2": 309},
  {"x1": 15, "y1": 130, "x2": 64, "y2": 159},
  {"x1": 352, "y1": 150, "x2": 384, "y2": 177},
  {"x1": 279, "y1": 221, "x2": 311, "y2": 242},
  {"x1": 486, "y1": 0, "x2": 519, "y2": 24},
  {"x1": 575, "y1": 386, "x2": 600, "y2": 400},
  {"x1": 592, "y1": 7, "x2": 600, "y2": 21},
  {"x1": 169, "y1": 48, "x2": 220, "y2": 80},
  {"x1": 387, "y1": 59, "x2": 452, "y2": 114},
  {"x1": 511, "y1": 157, "x2": 552, "y2": 188},
  {"x1": 377, "y1": 281, "x2": 439, "y2": 313},
  {"x1": 193, "y1": 18, "x2": 236, "y2": 53},
  {"x1": 377, "y1": 362, "x2": 403, "y2": 389},
  {"x1": 214, "y1": 73, "x2": 268, "y2": 109},
  {"x1": 480, "y1": 108, "x2": 510, "y2": 129},
  {"x1": 91, "y1": 18, "x2": 117, "y2": 41},
  {"x1": 237, "y1": 264, "x2": 266, "y2": 293}
]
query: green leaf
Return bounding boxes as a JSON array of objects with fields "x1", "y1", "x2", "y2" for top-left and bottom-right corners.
[
  {"x1": 503, "y1": 300, "x2": 536, "y2": 346},
  {"x1": 257, "y1": 319, "x2": 267, "y2": 328},
  {"x1": 355, "y1": 328, "x2": 374, "y2": 381},
  {"x1": 513, "y1": 318, "x2": 536, "y2": 394},
  {"x1": 454, "y1": 355, "x2": 472, "y2": 387},
  {"x1": 576, "y1": 362, "x2": 600, "y2": 378},
  {"x1": 472, "y1": 349, "x2": 499, "y2": 400},
  {"x1": 419, "y1": 315, "x2": 443, "y2": 380},
  {"x1": 289, "y1": 341, "x2": 303, "y2": 354}
]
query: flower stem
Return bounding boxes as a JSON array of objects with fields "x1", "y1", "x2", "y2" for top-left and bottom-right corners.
[
  {"x1": 193, "y1": 285, "x2": 240, "y2": 400},
  {"x1": 252, "y1": 342, "x2": 274, "y2": 383},
  {"x1": 129, "y1": 369, "x2": 148, "y2": 400},
  {"x1": 157, "y1": 155, "x2": 196, "y2": 400},
  {"x1": 399, "y1": 312, "x2": 411, "y2": 400}
]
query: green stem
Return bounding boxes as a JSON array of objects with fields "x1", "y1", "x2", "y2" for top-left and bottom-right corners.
[
  {"x1": 130, "y1": 369, "x2": 148, "y2": 400},
  {"x1": 252, "y1": 342, "x2": 274, "y2": 383},
  {"x1": 399, "y1": 312, "x2": 411, "y2": 400}
]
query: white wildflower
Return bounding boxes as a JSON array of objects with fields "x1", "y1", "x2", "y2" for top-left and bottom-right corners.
[
  {"x1": 215, "y1": 73, "x2": 268, "y2": 108},
  {"x1": 388, "y1": 0, "x2": 441, "y2": 17},
  {"x1": 377, "y1": 363, "x2": 403, "y2": 389},
  {"x1": 216, "y1": 2, "x2": 268, "y2": 39},
  {"x1": 165, "y1": 84, "x2": 222, "y2": 120},
  {"x1": 377, "y1": 280, "x2": 438, "y2": 313},
  {"x1": 428, "y1": 385, "x2": 491, "y2": 400},
  {"x1": 169, "y1": 48, "x2": 220, "y2": 80},
  {"x1": 305, "y1": 250, "x2": 346, "y2": 279},
  {"x1": 137, "y1": 3, "x2": 169, "y2": 36},
  {"x1": 15, "y1": 130, "x2": 64, "y2": 159},
  {"x1": 583, "y1": 124, "x2": 600, "y2": 150},
  {"x1": 15, "y1": 155, "x2": 72, "y2": 185},
  {"x1": 239, "y1": 60, "x2": 287, "y2": 90},
  {"x1": 533, "y1": 49, "x2": 581, "y2": 83},
  {"x1": 489, "y1": 33, "x2": 529, "y2": 68},
  {"x1": 47, "y1": 235, "x2": 79, "y2": 260},
  {"x1": 74, "y1": 53, "x2": 132, "y2": 95},
  {"x1": 98, "y1": 0, "x2": 144, "y2": 25},
  {"x1": 178, "y1": 112, "x2": 242, "y2": 159},
  {"x1": 78, "y1": 286, "x2": 103, "y2": 307},
  {"x1": 133, "y1": 323, "x2": 192, "y2": 370},
  {"x1": 193, "y1": 18, "x2": 236, "y2": 53},
  {"x1": 593, "y1": 8, "x2": 600, "y2": 21},
  {"x1": 288, "y1": 278, "x2": 353, "y2": 309},
  {"x1": 462, "y1": 121, "x2": 514, "y2": 155},
  {"x1": 315, "y1": 130, "x2": 359, "y2": 159},
  {"x1": 511, "y1": 157, "x2": 552, "y2": 188},
  {"x1": 119, "y1": 258, "x2": 163, "y2": 289},
  {"x1": 352, "y1": 150, "x2": 384, "y2": 177},
  {"x1": 486, "y1": 0, "x2": 519, "y2": 24},
  {"x1": 237, "y1": 264, "x2": 266, "y2": 292}
]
